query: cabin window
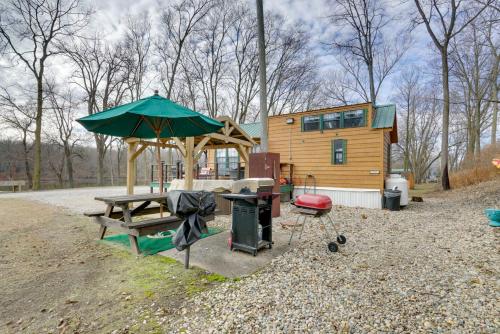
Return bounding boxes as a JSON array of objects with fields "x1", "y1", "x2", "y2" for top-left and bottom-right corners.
[
  {"x1": 332, "y1": 139, "x2": 347, "y2": 165},
  {"x1": 343, "y1": 110, "x2": 365, "y2": 128},
  {"x1": 302, "y1": 115, "x2": 321, "y2": 131},
  {"x1": 323, "y1": 113, "x2": 341, "y2": 129},
  {"x1": 301, "y1": 108, "x2": 367, "y2": 132},
  {"x1": 215, "y1": 148, "x2": 239, "y2": 176}
]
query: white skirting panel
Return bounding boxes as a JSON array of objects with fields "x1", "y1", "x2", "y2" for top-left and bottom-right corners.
[{"x1": 293, "y1": 186, "x2": 382, "y2": 209}]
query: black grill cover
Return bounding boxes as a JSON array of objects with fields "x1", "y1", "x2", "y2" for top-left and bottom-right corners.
[{"x1": 167, "y1": 190, "x2": 216, "y2": 251}]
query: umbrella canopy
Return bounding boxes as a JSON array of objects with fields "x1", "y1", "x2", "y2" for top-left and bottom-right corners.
[{"x1": 77, "y1": 93, "x2": 223, "y2": 138}]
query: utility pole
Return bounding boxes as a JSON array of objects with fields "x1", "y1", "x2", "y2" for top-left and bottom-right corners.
[{"x1": 256, "y1": 0, "x2": 268, "y2": 152}]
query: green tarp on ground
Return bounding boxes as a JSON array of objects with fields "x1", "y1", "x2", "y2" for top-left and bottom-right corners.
[{"x1": 102, "y1": 227, "x2": 223, "y2": 255}]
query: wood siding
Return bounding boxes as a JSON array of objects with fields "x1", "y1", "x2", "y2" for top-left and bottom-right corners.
[
  {"x1": 383, "y1": 132, "x2": 391, "y2": 174},
  {"x1": 268, "y1": 103, "x2": 387, "y2": 191}
]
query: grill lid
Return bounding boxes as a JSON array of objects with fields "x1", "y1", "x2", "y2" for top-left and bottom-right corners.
[{"x1": 294, "y1": 193, "x2": 332, "y2": 210}]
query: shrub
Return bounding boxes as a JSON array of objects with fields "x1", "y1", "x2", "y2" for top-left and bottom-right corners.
[{"x1": 450, "y1": 143, "x2": 499, "y2": 188}]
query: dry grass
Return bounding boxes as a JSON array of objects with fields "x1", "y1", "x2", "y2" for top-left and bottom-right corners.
[
  {"x1": 450, "y1": 144, "x2": 500, "y2": 188},
  {"x1": 409, "y1": 182, "x2": 439, "y2": 197}
]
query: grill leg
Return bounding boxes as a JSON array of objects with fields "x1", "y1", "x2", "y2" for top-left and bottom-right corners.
[
  {"x1": 298, "y1": 215, "x2": 307, "y2": 240},
  {"x1": 318, "y1": 216, "x2": 332, "y2": 240},
  {"x1": 325, "y1": 213, "x2": 340, "y2": 237},
  {"x1": 288, "y1": 214, "x2": 302, "y2": 245}
]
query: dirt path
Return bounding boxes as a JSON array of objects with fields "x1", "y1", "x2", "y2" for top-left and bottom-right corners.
[{"x1": 0, "y1": 199, "x2": 225, "y2": 334}]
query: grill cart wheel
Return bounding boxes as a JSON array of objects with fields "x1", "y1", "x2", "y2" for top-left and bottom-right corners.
[
  {"x1": 337, "y1": 235, "x2": 347, "y2": 244},
  {"x1": 328, "y1": 242, "x2": 338, "y2": 252}
]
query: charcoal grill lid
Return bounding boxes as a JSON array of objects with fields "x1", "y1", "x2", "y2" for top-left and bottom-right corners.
[{"x1": 294, "y1": 193, "x2": 332, "y2": 210}]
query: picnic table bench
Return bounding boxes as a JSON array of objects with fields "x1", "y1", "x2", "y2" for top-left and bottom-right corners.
[
  {"x1": 0, "y1": 180, "x2": 26, "y2": 192},
  {"x1": 84, "y1": 193, "x2": 185, "y2": 255},
  {"x1": 84, "y1": 193, "x2": 216, "y2": 270}
]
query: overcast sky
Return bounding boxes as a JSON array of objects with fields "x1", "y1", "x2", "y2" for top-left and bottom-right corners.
[
  {"x1": 0, "y1": 0, "x2": 436, "y2": 113},
  {"x1": 87, "y1": 0, "x2": 434, "y2": 104}
]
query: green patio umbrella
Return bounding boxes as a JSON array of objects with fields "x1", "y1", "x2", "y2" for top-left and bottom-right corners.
[
  {"x1": 77, "y1": 91, "x2": 223, "y2": 138},
  {"x1": 77, "y1": 91, "x2": 223, "y2": 214}
]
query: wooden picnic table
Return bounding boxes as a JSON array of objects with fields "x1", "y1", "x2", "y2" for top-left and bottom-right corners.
[
  {"x1": 86, "y1": 193, "x2": 183, "y2": 255},
  {"x1": 85, "y1": 192, "x2": 215, "y2": 269}
]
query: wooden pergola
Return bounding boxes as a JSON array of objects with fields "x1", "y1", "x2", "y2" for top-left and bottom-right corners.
[{"x1": 124, "y1": 116, "x2": 256, "y2": 194}]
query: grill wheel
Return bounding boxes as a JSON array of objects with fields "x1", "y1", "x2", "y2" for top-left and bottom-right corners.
[
  {"x1": 337, "y1": 235, "x2": 347, "y2": 244},
  {"x1": 327, "y1": 242, "x2": 338, "y2": 252}
]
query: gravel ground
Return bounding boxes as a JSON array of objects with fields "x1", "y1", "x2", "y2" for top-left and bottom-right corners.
[
  {"x1": 165, "y1": 180, "x2": 499, "y2": 333},
  {"x1": 0, "y1": 186, "x2": 150, "y2": 213}
]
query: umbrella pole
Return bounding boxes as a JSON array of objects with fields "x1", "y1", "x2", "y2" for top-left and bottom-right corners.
[{"x1": 156, "y1": 133, "x2": 164, "y2": 218}]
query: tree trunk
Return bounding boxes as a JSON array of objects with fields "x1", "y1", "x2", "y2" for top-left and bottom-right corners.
[
  {"x1": 95, "y1": 134, "x2": 106, "y2": 186},
  {"x1": 57, "y1": 171, "x2": 64, "y2": 188},
  {"x1": 404, "y1": 98, "x2": 410, "y2": 172},
  {"x1": 64, "y1": 144, "x2": 74, "y2": 188},
  {"x1": 32, "y1": 76, "x2": 43, "y2": 190},
  {"x1": 440, "y1": 51, "x2": 451, "y2": 190},
  {"x1": 474, "y1": 100, "x2": 481, "y2": 158},
  {"x1": 117, "y1": 147, "x2": 122, "y2": 180},
  {"x1": 109, "y1": 146, "x2": 114, "y2": 186},
  {"x1": 466, "y1": 115, "x2": 475, "y2": 160},
  {"x1": 22, "y1": 134, "x2": 33, "y2": 189},
  {"x1": 492, "y1": 66, "x2": 498, "y2": 145},
  {"x1": 368, "y1": 61, "x2": 376, "y2": 105}
]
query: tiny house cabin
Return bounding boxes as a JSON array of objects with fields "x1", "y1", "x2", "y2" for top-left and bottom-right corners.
[
  {"x1": 267, "y1": 103, "x2": 397, "y2": 208},
  {"x1": 203, "y1": 103, "x2": 397, "y2": 208}
]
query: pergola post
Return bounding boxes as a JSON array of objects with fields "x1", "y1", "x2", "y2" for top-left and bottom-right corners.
[
  {"x1": 244, "y1": 147, "x2": 251, "y2": 178},
  {"x1": 184, "y1": 137, "x2": 195, "y2": 191},
  {"x1": 127, "y1": 142, "x2": 138, "y2": 195}
]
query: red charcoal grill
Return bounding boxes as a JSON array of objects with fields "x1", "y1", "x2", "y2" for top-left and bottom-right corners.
[{"x1": 288, "y1": 175, "x2": 346, "y2": 252}]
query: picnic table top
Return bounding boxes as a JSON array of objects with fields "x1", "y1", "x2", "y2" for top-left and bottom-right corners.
[{"x1": 94, "y1": 193, "x2": 169, "y2": 205}]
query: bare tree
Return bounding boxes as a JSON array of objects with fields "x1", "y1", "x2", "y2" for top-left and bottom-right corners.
[
  {"x1": 155, "y1": 0, "x2": 212, "y2": 166},
  {"x1": 187, "y1": 0, "x2": 232, "y2": 118},
  {"x1": 264, "y1": 15, "x2": 320, "y2": 116},
  {"x1": 114, "y1": 138, "x2": 126, "y2": 180},
  {"x1": 0, "y1": 0, "x2": 89, "y2": 189},
  {"x1": 413, "y1": 0, "x2": 493, "y2": 190},
  {"x1": 61, "y1": 35, "x2": 127, "y2": 185},
  {"x1": 156, "y1": 0, "x2": 213, "y2": 100},
  {"x1": 450, "y1": 20, "x2": 494, "y2": 159},
  {"x1": 45, "y1": 143, "x2": 65, "y2": 187},
  {"x1": 0, "y1": 86, "x2": 36, "y2": 188},
  {"x1": 394, "y1": 68, "x2": 440, "y2": 183},
  {"x1": 227, "y1": 3, "x2": 259, "y2": 123},
  {"x1": 484, "y1": 10, "x2": 499, "y2": 145},
  {"x1": 323, "y1": 69, "x2": 363, "y2": 106},
  {"x1": 46, "y1": 82, "x2": 81, "y2": 187},
  {"x1": 123, "y1": 12, "x2": 152, "y2": 101},
  {"x1": 327, "y1": 0, "x2": 408, "y2": 105}
]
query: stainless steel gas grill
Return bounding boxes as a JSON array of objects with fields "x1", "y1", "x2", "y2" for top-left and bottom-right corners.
[{"x1": 222, "y1": 178, "x2": 279, "y2": 256}]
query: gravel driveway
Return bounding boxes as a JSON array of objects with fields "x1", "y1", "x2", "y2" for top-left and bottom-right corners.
[
  {"x1": 167, "y1": 180, "x2": 499, "y2": 333},
  {"x1": 0, "y1": 186, "x2": 150, "y2": 213}
]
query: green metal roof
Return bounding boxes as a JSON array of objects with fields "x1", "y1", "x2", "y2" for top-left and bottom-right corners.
[
  {"x1": 239, "y1": 106, "x2": 395, "y2": 139},
  {"x1": 239, "y1": 122, "x2": 262, "y2": 138},
  {"x1": 372, "y1": 104, "x2": 396, "y2": 129}
]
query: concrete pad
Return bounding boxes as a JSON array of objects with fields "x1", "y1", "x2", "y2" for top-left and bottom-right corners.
[{"x1": 159, "y1": 226, "x2": 296, "y2": 278}]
